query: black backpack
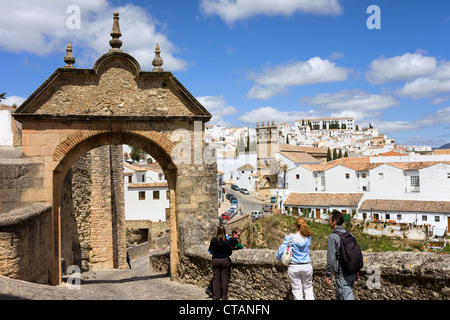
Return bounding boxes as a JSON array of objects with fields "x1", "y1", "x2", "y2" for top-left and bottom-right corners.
[{"x1": 334, "y1": 230, "x2": 363, "y2": 275}]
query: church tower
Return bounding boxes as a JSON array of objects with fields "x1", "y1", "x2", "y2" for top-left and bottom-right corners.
[{"x1": 256, "y1": 121, "x2": 279, "y2": 198}]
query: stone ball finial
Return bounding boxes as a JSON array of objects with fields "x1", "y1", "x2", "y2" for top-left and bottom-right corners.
[
  {"x1": 109, "y1": 11, "x2": 122, "y2": 51},
  {"x1": 64, "y1": 42, "x2": 76, "y2": 68},
  {"x1": 152, "y1": 43, "x2": 164, "y2": 72}
]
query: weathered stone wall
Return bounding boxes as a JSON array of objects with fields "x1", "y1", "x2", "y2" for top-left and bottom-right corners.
[
  {"x1": 150, "y1": 246, "x2": 450, "y2": 300},
  {"x1": 61, "y1": 144, "x2": 126, "y2": 271},
  {"x1": 0, "y1": 158, "x2": 44, "y2": 214},
  {"x1": 0, "y1": 203, "x2": 50, "y2": 284}
]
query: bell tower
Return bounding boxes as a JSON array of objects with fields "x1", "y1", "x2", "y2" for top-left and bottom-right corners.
[{"x1": 256, "y1": 121, "x2": 279, "y2": 198}]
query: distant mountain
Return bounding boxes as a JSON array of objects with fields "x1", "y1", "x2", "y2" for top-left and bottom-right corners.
[{"x1": 438, "y1": 142, "x2": 450, "y2": 149}]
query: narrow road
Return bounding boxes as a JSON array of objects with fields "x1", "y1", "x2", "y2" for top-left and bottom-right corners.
[{"x1": 221, "y1": 185, "x2": 266, "y2": 214}]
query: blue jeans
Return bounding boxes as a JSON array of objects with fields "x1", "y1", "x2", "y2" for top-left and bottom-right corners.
[{"x1": 335, "y1": 274, "x2": 356, "y2": 300}]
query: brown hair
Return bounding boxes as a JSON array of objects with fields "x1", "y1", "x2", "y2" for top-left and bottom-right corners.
[
  {"x1": 295, "y1": 217, "x2": 314, "y2": 237},
  {"x1": 216, "y1": 225, "x2": 227, "y2": 242}
]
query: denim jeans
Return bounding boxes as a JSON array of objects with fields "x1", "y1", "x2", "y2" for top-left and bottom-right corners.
[{"x1": 335, "y1": 273, "x2": 356, "y2": 300}]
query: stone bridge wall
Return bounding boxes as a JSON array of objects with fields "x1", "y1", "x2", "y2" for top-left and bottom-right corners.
[
  {"x1": 0, "y1": 203, "x2": 51, "y2": 284},
  {"x1": 150, "y1": 246, "x2": 450, "y2": 300}
]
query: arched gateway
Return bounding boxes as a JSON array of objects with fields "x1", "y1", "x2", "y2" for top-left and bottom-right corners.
[{"x1": 13, "y1": 12, "x2": 218, "y2": 285}]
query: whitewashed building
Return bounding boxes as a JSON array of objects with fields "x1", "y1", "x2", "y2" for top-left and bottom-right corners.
[
  {"x1": 235, "y1": 163, "x2": 258, "y2": 191},
  {"x1": 123, "y1": 163, "x2": 169, "y2": 222},
  {"x1": 283, "y1": 155, "x2": 450, "y2": 231}
]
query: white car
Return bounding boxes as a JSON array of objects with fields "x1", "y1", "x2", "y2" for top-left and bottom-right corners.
[
  {"x1": 251, "y1": 210, "x2": 264, "y2": 221},
  {"x1": 240, "y1": 188, "x2": 249, "y2": 195}
]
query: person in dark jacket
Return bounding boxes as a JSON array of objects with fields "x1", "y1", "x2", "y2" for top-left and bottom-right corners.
[
  {"x1": 205, "y1": 228, "x2": 243, "y2": 297},
  {"x1": 208, "y1": 225, "x2": 232, "y2": 300},
  {"x1": 324, "y1": 210, "x2": 359, "y2": 300}
]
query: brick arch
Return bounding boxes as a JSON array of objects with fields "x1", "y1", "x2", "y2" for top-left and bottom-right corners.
[{"x1": 53, "y1": 125, "x2": 176, "y2": 164}]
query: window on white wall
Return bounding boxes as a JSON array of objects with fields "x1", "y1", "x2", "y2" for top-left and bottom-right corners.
[
  {"x1": 139, "y1": 191, "x2": 145, "y2": 200},
  {"x1": 422, "y1": 215, "x2": 427, "y2": 222},
  {"x1": 378, "y1": 173, "x2": 383, "y2": 179},
  {"x1": 411, "y1": 176, "x2": 420, "y2": 187},
  {"x1": 435, "y1": 216, "x2": 440, "y2": 222}
]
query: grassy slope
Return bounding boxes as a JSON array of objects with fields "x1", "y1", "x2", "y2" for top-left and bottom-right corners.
[{"x1": 241, "y1": 215, "x2": 449, "y2": 254}]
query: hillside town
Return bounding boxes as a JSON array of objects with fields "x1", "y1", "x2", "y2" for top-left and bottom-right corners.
[
  {"x1": 110, "y1": 115, "x2": 450, "y2": 247},
  {"x1": 2, "y1": 103, "x2": 448, "y2": 243}
]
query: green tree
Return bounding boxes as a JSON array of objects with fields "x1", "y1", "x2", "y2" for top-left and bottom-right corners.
[
  {"x1": 0, "y1": 92, "x2": 6, "y2": 101},
  {"x1": 332, "y1": 148, "x2": 337, "y2": 160},
  {"x1": 130, "y1": 147, "x2": 146, "y2": 162},
  {"x1": 344, "y1": 150, "x2": 349, "y2": 158},
  {"x1": 338, "y1": 149, "x2": 342, "y2": 159},
  {"x1": 327, "y1": 148, "x2": 332, "y2": 162}
]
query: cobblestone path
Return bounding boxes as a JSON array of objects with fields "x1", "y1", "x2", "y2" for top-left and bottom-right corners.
[{"x1": 0, "y1": 253, "x2": 209, "y2": 300}]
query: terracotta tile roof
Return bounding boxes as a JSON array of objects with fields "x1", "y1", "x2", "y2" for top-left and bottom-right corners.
[
  {"x1": 124, "y1": 162, "x2": 164, "y2": 172},
  {"x1": 285, "y1": 192, "x2": 364, "y2": 207},
  {"x1": 434, "y1": 149, "x2": 450, "y2": 155},
  {"x1": 280, "y1": 151, "x2": 320, "y2": 164},
  {"x1": 124, "y1": 163, "x2": 147, "y2": 172},
  {"x1": 237, "y1": 163, "x2": 255, "y2": 171},
  {"x1": 128, "y1": 182, "x2": 168, "y2": 189},
  {"x1": 279, "y1": 143, "x2": 328, "y2": 154},
  {"x1": 360, "y1": 199, "x2": 450, "y2": 213},
  {"x1": 387, "y1": 161, "x2": 450, "y2": 170},
  {"x1": 379, "y1": 151, "x2": 407, "y2": 156},
  {"x1": 301, "y1": 163, "x2": 338, "y2": 172}
]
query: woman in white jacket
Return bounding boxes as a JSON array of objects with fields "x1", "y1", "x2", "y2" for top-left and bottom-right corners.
[{"x1": 276, "y1": 217, "x2": 314, "y2": 300}]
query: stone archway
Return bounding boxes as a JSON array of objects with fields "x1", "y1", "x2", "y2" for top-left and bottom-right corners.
[{"x1": 13, "y1": 12, "x2": 218, "y2": 285}]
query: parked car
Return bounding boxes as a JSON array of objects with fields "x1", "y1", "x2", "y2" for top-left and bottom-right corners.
[
  {"x1": 263, "y1": 204, "x2": 273, "y2": 212},
  {"x1": 229, "y1": 210, "x2": 238, "y2": 219},
  {"x1": 226, "y1": 193, "x2": 234, "y2": 200},
  {"x1": 240, "y1": 188, "x2": 249, "y2": 195},
  {"x1": 231, "y1": 184, "x2": 240, "y2": 191},
  {"x1": 231, "y1": 199, "x2": 238, "y2": 205},
  {"x1": 251, "y1": 210, "x2": 264, "y2": 221},
  {"x1": 221, "y1": 213, "x2": 230, "y2": 220}
]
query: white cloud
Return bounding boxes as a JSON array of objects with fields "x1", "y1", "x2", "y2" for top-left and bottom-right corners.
[
  {"x1": 369, "y1": 119, "x2": 418, "y2": 134},
  {"x1": 238, "y1": 106, "x2": 320, "y2": 125},
  {"x1": 0, "y1": 1, "x2": 187, "y2": 71},
  {"x1": 301, "y1": 89, "x2": 400, "y2": 111},
  {"x1": 196, "y1": 95, "x2": 238, "y2": 126},
  {"x1": 246, "y1": 57, "x2": 350, "y2": 100},
  {"x1": 396, "y1": 77, "x2": 450, "y2": 100},
  {"x1": 370, "y1": 106, "x2": 450, "y2": 134},
  {"x1": 1, "y1": 95, "x2": 26, "y2": 107},
  {"x1": 366, "y1": 52, "x2": 437, "y2": 84},
  {"x1": 246, "y1": 85, "x2": 289, "y2": 100},
  {"x1": 200, "y1": 0, "x2": 343, "y2": 24},
  {"x1": 366, "y1": 52, "x2": 450, "y2": 101}
]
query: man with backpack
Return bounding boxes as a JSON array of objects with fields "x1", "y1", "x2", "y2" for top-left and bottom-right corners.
[{"x1": 324, "y1": 210, "x2": 363, "y2": 300}]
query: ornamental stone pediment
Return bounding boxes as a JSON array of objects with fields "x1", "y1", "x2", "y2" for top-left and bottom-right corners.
[{"x1": 15, "y1": 50, "x2": 210, "y2": 121}]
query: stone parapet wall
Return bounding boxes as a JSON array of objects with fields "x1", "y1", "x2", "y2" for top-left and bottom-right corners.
[
  {"x1": 150, "y1": 246, "x2": 450, "y2": 300},
  {"x1": 0, "y1": 158, "x2": 44, "y2": 214},
  {"x1": 0, "y1": 203, "x2": 50, "y2": 284}
]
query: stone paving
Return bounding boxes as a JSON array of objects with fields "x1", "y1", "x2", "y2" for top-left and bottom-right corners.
[{"x1": 0, "y1": 253, "x2": 209, "y2": 300}]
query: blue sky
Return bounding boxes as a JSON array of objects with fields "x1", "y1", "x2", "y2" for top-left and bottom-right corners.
[{"x1": 1, "y1": 0, "x2": 449, "y2": 147}]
